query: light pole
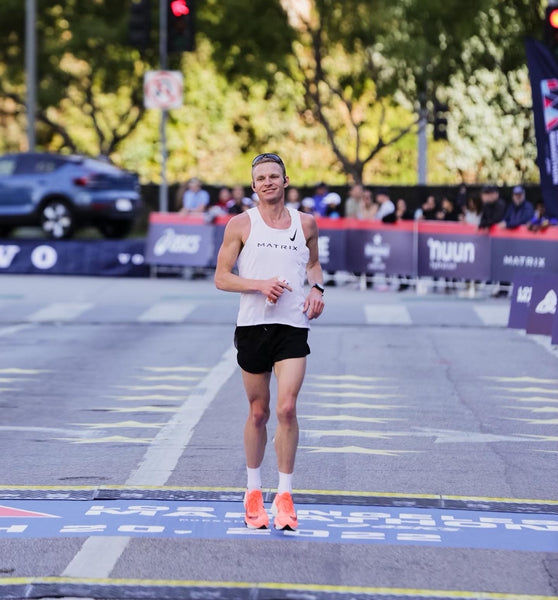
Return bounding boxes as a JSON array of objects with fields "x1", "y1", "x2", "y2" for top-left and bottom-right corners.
[{"x1": 25, "y1": 0, "x2": 37, "y2": 151}]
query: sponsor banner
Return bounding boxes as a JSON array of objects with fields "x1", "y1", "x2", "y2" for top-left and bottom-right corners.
[
  {"x1": 508, "y1": 274, "x2": 536, "y2": 330},
  {"x1": 317, "y1": 228, "x2": 347, "y2": 271},
  {"x1": 346, "y1": 222, "x2": 415, "y2": 275},
  {"x1": 145, "y1": 216, "x2": 215, "y2": 267},
  {"x1": 525, "y1": 38, "x2": 558, "y2": 219},
  {"x1": 490, "y1": 234, "x2": 558, "y2": 283},
  {"x1": 0, "y1": 500, "x2": 557, "y2": 552},
  {"x1": 0, "y1": 239, "x2": 148, "y2": 277},
  {"x1": 525, "y1": 274, "x2": 558, "y2": 336},
  {"x1": 417, "y1": 225, "x2": 490, "y2": 280}
]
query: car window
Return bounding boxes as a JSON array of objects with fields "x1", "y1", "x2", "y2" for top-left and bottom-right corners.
[
  {"x1": 0, "y1": 157, "x2": 16, "y2": 175},
  {"x1": 16, "y1": 155, "x2": 64, "y2": 175}
]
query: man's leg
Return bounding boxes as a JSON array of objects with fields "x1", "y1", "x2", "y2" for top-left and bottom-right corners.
[
  {"x1": 273, "y1": 356, "x2": 306, "y2": 474},
  {"x1": 241, "y1": 369, "x2": 271, "y2": 529},
  {"x1": 271, "y1": 357, "x2": 306, "y2": 530}
]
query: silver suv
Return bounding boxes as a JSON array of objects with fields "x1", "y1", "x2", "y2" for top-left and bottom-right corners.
[{"x1": 0, "y1": 152, "x2": 142, "y2": 239}]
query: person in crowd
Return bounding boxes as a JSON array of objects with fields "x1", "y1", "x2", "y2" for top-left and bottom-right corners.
[
  {"x1": 497, "y1": 186, "x2": 534, "y2": 229},
  {"x1": 374, "y1": 188, "x2": 395, "y2": 222},
  {"x1": 312, "y1": 182, "x2": 329, "y2": 216},
  {"x1": 323, "y1": 192, "x2": 343, "y2": 218},
  {"x1": 285, "y1": 187, "x2": 302, "y2": 211},
  {"x1": 435, "y1": 196, "x2": 460, "y2": 221},
  {"x1": 395, "y1": 198, "x2": 414, "y2": 221},
  {"x1": 455, "y1": 184, "x2": 468, "y2": 211},
  {"x1": 179, "y1": 177, "x2": 210, "y2": 215},
  {"x1": 357, "y1": 187, "x2": 378, "y2": 220},
  {"x1": 527, "y1": 200, "x2": 558, "y2": 232},
  {"x1": 344, "y1": 184, "x2": 363, "y2": 218},
  {"x1": 414, "y1": 195, "x2": 438, "y2": 220},
  {"x1": 214, "y1": 152, "x2": 325, "y2": 532},
  {"x1": 300, "y1": 197, "x2": 317, "y2": 215},
  {"x1": 478, "y1": 185, "x2": 506, "y2": 230},
  {"x1": 228, "y1": 185, "x2": 252, "y2": 215},
  {"x1": 459, "y1": 195, "x2": 483, "y2": 226}
]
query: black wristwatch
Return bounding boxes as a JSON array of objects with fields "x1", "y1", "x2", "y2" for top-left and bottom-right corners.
[{"x1": 312, "y1": 283, "x2": 325, "y2": 295}]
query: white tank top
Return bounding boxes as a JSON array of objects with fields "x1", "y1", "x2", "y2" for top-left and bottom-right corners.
[{"x1": 236, "y1": 206, "x2": 310, "y2": 328}]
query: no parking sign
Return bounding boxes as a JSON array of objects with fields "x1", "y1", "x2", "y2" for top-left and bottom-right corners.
[{"x1": 144, "y1": 70, "x2": 184, "y2": 110}]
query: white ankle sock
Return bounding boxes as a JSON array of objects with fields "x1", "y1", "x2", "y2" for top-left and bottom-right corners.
[
  {"x1": 277, "y1": 471, "x2": 293, "y2": 494},
  {"x1": 246, "y1": 467, "x2": 262, "y2": 490}
]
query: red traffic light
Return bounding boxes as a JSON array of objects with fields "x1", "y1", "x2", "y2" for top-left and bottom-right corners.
[{"x1": 170, "y1": 0, "x2": 189, "y2": 17}]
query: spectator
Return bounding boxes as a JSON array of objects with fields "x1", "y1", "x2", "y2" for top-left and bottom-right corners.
[
  {"x1": 286, "y1": 187, "x2": 301, "y2": 211},
  {"x1": 228, "y1": 185, "x2": 252, "y2": 215},
  {"x1": 478, "y1": 185, "x2": 506, "y2": 230},
  {"x1": 300, "y1": 197, "x2": 316, "y2": 214},
  {"x1": 498, "y1": 186, "x2": 534, "y2": 229},
  {"x1": 374, "y1": 188, "x2": 395, "y2": 222},
  {"x1": 455, "y1": 184, "x2": 468, "y2": 211},
  {"x1": 435, "y1": 196, "x2": 460, "y2": 221},
  {"x1": 179, "y1": 177, "x2": 210, "y2": 215},
  {"x1": 344, "y1": 184, "x2": 363, "y2": 218},
  {"x1": 312, "y1": 182, "x2": 329, "y2": 216},
  {"x1": 460, "y1": 195, "x2": 483, "y2": 226},
  {"x1": 414, "y1": 195, "x2": 438, "y2": 220},
  {"x1": 357, "y1": 187, "x2": 378, "y2": 220},
  {"x1": 527, "y1": 200, "x2": 558, "y2": 232},
  {"x1": 323, "y1": 192, "x2": 343, "y2": 218},
  {"x1": 395, "y1": 198, "x2": 414, "y2": 221}
]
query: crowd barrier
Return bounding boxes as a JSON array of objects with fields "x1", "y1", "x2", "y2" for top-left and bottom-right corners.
[
  {"x1": 0, "y1": 238, "x2": 149, "y2": 277},
  {"x1": 145, "y1": 213, "x2": 558, "y2": 283}
]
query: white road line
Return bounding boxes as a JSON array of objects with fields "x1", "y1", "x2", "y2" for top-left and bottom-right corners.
[
  {"x1": 0, "y1": 324, "x2": 34, "y2": 338},
  {"x1": 473, "y1": 305, "x2": 510, "y2": 327},
  {"x1": 27, "y1": 303, "x2": 93, "y2": 322},
  {"x1": 137, "y1": 302, "x2": 195, "y2": 322},
  {"x1": 62, "y1": 344, "x2": 238, "y2": 579},
  {"x1": 364, "y1": 304, "x2": 412, "y2": 325}
]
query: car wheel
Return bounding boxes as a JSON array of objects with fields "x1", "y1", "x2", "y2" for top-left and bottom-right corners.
[
  {"x1": 97, "y1": 220, "x2": 133, "y2": 239},
  {"x1": 40, "y1": 200, "x2": 74, "y2": 240}
]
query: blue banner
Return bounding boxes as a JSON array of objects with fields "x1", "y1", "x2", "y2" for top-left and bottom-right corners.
[{"x1": 525, "y1": 38, "x2": 558, "y2": 219}]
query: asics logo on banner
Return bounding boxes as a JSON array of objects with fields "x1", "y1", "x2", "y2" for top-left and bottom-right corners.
[
  {"x1": 535, "y1": 289, "x2": 557, "y2": 315},
  {"x1": 154, "y1": 228, "x2": 201, "y2": 256},
  {"x1": 257, "y1": 242, "x2": 298, "y2": 251}
]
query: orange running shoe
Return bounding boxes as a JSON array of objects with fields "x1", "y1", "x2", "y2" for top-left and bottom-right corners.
[
  {"x1": 244, "y1": 489, "x2": 269, "y2": 529},
  {"x1": 271, "y1": 492, "x2": 298, "y2": 530}
]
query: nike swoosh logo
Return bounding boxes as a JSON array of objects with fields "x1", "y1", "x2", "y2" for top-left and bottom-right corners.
[{"x1": 289, "y1": 229, "x2": 297, "y2": 242}]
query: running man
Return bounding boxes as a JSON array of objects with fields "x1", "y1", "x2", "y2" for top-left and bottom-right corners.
[{"x1": 214, "y1": 153, "x2": 325, "y2": 530}]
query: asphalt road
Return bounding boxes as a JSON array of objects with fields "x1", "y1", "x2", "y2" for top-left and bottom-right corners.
[{"x1": 0, "y1": 274, "x2": 557, "y2": 600}]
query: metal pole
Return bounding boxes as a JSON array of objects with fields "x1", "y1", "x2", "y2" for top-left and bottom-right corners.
[
  {"x1": 417, "y1": 93, "x2": 427, "y2": 185},
  {"x1": 159, "y1": 0, "x2": 169, "y2": 212},
  {"x1": 25, "y1": 0, "x2": 37, "y2": 151}
]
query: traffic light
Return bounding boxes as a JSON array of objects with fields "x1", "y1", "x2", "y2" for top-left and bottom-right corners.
[
  {"x1": 545, "y1": 5, "x2": 558, "y2": 60},
  {"x1": 129, "y1": 0, "x2": 151, "y2": 49},
  {"x1": 167, "y1": 0, "x2": 196, "y2": 53},
  {"x1": 433, "y1": 100, "x2": 449, "y2": 141}
]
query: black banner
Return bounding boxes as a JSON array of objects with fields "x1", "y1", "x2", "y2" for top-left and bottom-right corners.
[{"x1": 525, "y1": 38, "x2": 558, "y2": 219}]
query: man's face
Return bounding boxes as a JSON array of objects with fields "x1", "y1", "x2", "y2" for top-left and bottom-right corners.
[
  {"x1": 512, "y1": 192, "x2": 524, "y2": 205},
  {"x1": 376, "y1": 193, "x2": 388, "y2": 205},
  {"x1": 251, "y1": 161, "x2": 288, "y2": 204}
]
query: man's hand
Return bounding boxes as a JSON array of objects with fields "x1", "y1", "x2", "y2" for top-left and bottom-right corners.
[
  {"x1": 262, "y1": 277, "x2": 292, "y2": 304},
  {"x1": 303, "y1": 287, "x2": 325, "y2": 320}
]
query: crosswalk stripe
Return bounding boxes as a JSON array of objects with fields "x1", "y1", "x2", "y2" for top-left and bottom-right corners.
[
  {"x1": 137, "y1": 302, "x2": 195, "y2": 322},
  {"x1": 364, "y1": 304, "x2": 412, "y2": 325},
  {"x1": 473, "y1": 305, "x2": 510, "y2": 327},
  {"x1": 27, "y1": 303, "x2": 93, "y2": 322}
]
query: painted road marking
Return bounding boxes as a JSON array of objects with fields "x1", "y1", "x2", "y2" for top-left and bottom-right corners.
[
  {"x1": 0, "y1": 499, "x2": 557, "y2": 552},
  {"x1": 27, "y1": 302, "x2": 93, "y2": 322},
  {"x1": 137, "y1": 302, "x2": 195, "y2": 322},
  {"x1": 364, "y1": 304, "x2": 412, "y2": 325},
  {"x1": 62, "y1": 345, "x2": 238, "y2": 579},
  {"x1": 473, "y1": 304, "x2": 510, "y2": 327},
  {"x1": 0, "y1": 578, "x2": 553, "y2": 600}
]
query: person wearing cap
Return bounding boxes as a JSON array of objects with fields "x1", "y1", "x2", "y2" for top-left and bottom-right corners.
[
  {"x1": 373, "y1": 188, "x2": 395, "y2": 222},
  {"x1": 179, "y1": 177, "x2": 210, "y2": 215},
  {"x1": 478, "y1": 185, "x2": 506, "y2": 230},
  {"x1": 323, "y1": 192, "x2": 343, "y2": 218},
  {"x1": 497, "y1": 186, "x2": 534, "y2": 229},
  {"x1": 312, "y1": 182, "x2": 329, "y2": 216}
]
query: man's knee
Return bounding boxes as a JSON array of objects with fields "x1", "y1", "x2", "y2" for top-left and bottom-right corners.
[{"x1": 277, "y1": 399, "x2": 297, "y2": 425}]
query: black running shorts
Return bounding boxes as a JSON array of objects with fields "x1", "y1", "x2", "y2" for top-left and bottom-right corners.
[{"x1": 234, "y1": 324, "x2": 310, "y2": 374}]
